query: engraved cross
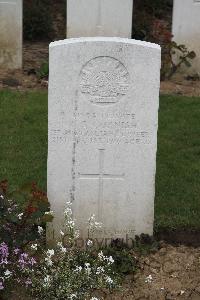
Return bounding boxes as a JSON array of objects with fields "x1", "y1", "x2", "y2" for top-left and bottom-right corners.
[{"x1": 78, "y1": 149, "x2": 125, "y2": 221}]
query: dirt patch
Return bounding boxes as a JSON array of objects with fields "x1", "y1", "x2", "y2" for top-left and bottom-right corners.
[
  {"x1": 160, "y1": 79, "x2": 200, "y2": 97},
  {"x1": 104, "y1": 243, "x2": 200, "y2": 300},
  {"x1": 0, "y1": 42, "x2": 49, "y2": 91}
]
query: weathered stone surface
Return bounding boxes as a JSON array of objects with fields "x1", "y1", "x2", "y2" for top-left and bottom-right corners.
[
  {"x1": 172, "y1": 0, "x2": 200, "y2": 73},
  {"x1": 0, "y1": 0, "x2": 22, "y2": 69},
  {"x1": 47, "y1": 37, "x2": 160, "y2": 244},
  {"x1": 67, "y1": 0, "x2": 133, "y2": 38}
]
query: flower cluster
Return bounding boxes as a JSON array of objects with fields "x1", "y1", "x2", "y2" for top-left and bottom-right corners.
[
  {"x1": 0, "y1": 182, "x2": 119, "y2": 299},
  {"x1": 0, "y1": 181, "x2": 53, "y2": 296},
  {"x1": 26, "y1": 209, "x2": 118, "y2": 300},
  {"x1": 0, "y1": 242, "x2": 36, "y2": 292},
  {"x1": 88, "y1": 214, "x2": 102, "y2": 232},
  {"x1": 0, "y1": 181, "x2": 52, "y2": 250}
]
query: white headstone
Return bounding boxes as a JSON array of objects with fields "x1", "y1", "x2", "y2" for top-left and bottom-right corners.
[
  {"x1": 172, "y1": 0, "x2": 200, "y2": 72},
  {"x1": 0, "y1": 0, "x2": 22, "y2": 69},
  {"x1": 67, "y1": 0, "x2": 133, "y2": 38},
  {"x1": 48, "y1": 37, "x2": 160, "y2": 245}
]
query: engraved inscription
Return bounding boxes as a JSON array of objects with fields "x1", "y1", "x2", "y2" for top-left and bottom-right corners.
[
  {"x1": 50, "y1": 111, "x2": 152, "y2": 145},
  {"x1": 80, "y1": 56, "x2": 130, "y2": 105}
]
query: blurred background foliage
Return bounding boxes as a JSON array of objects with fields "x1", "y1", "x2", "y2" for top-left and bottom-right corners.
[
  {"x1": 23, "y1": 0, "x2": 66, "y2": 41},
  {"x1": 23, "y1": 0, "x2": 173, "y2": 42}
]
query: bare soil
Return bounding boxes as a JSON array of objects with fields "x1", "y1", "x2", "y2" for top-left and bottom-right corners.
[
  {"x1": 160, "y1": 78, "x2": 200, "y2": 97},
  {"x1": 0, "y1": 42, "x2": 49, "y2": 91},
  {"x1": 105, "y1": 243, "x2": 200, "y2": 300}
]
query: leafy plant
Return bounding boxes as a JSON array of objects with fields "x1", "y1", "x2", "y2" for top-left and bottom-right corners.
[
  {"x1": 0, "y1": 180, "x2": 52, "y2": 299},
  {"x1": 151, "y1": 19, "x2": 196, "y2": 80},
  {"x1": 103, "y1": 245, "x2": 137, "y2": 275},
  {"x1": 37, "y1": 61, "x2": 49, "y2": 80},
  {"x1": 0, "y1": 180, "x2": 53, "y2": 249}
]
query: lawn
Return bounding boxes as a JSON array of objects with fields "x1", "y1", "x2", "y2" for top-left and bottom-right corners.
[{"x1": 0, "y1": 90, "x2": 200, "y2": 232}]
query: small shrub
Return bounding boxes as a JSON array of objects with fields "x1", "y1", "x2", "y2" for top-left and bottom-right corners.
[
  {"x1": 151, "y1": 19, "x2": 196, "y2": 80},
  {"x1": 37, "y1": 61, "x2": 49, "y2": 80},
  {"x1": 0, "y1": 180, "x2": 52, "y2": 249},
  {"x1": 0, "y1": 180, "x2": 52, "y2": 299},
  {"x1": 104, "y1": 245, "x2": 137, "y2": 275}
]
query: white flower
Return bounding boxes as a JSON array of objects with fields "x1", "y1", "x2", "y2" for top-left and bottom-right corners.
[
  {"x1": 45, "y1": 250, "x2": 54, "y2": 264},
  {"x1": 86, "y1": 239, "x2": 93, "y2": 247},
  {"x1": 61, "y1": 246, "x2": 67, "y2": 253},
  {"x1": 74, "y1": 266, "x2": 82, "y2": 272},
  {"x1": 88, "y1": 214, "x2": 102, "y2": 230},
  {"x1": 4, "y1": 270, "x2": 12, "y2": 278},
  {"x1": 31, "y1": 244, "x2": 38, "y2": 251},
  {"x1": 105, "y1": 276, "x2": 113, "y2": 285},
  {"x1": 69, "y1": 294, "x2": 77, "y2": 299},
  {"x1": 18, "y1": 213, "x2": 24, "y2": 220},
  {"x1": 85, "y1": 263, "x2": 90, "y2": 269},
  {"x1": 88, "y1": 214, "x2": 95, "y2": 221},
  {"x1": 180, "y1": 290, "x2": 185, "y2": 295},
  {"x1": 45, "y1": 211, "x2": 53, "y2": 215},
  {"x1": 60, "y1": 230, "x2": 65, "y2": 236},
  {"x1": 46, "y1": 249, "x2": 54, "y2": 257},
  {"x1": 64, "y1": 207, "x2": 72, "y2": 216},
  {"x1": 44, "y1": 275, "x2": 50, "y2": 282},
  {"x1": 107, "y1": 256, "x2": 114, "y2": 264},
  {"x1": 74, "y1": 230, "x2": 80, "y2": 239},
  {"x1": 96, "y1": 266, "x2": 104, "y2": 274},
  {"x1": 45, "y1": 257, "x2": 53, "y2": 266},
  {"x1": 43, "y1": 275, "x2": 51, "y2": 287},
  {"x1": 67, "y1": 220, "x2": 75, "y2": 228},
  {"x1": 94, "y1": 221, "x2": 102, "y2": 229},
  {"x1": 38, "y1": 226, "x2": 43, "y2": 234},
  {"x1": 57, "y1": 241, "x2": 67, "y2": 253},
  {"x1": 85, "y1": 263, "x2": 91, "y2": 275},
  {"x1": 98, "y1": 251, "x2": 105, "y2": 261},
  {"x1": 145, "y1": 274, "x2": 153, "y2": 283}
]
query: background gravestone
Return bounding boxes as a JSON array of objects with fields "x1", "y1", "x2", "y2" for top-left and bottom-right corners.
[
  {"x1": 48, "y1": 37, "x2": 160, "y2": 244},
  {"x1": 0, "y1": 0, "x2": 22, "y2": 69},
  {"x1": 172, "y1": 0, "x2": 200, "y2": 73},
  {"x1": 67, "y1": 0, "x2": 133, "y2": 38}
]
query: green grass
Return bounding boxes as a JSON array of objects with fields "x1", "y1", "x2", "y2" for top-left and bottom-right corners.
[
  {"x1": 0, "y1": 90, "x2": 47, "y2": 190},
  {"x1": 0, "y1": 90, "x2": 200, "y2": 231},
  {"x1": 155, "y1": 95, "x2": 200, "y2": 230}
]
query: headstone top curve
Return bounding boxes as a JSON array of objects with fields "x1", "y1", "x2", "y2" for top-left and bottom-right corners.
[{"x1": 50, "y1": 37, "x2": 161, "y2": 51}]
